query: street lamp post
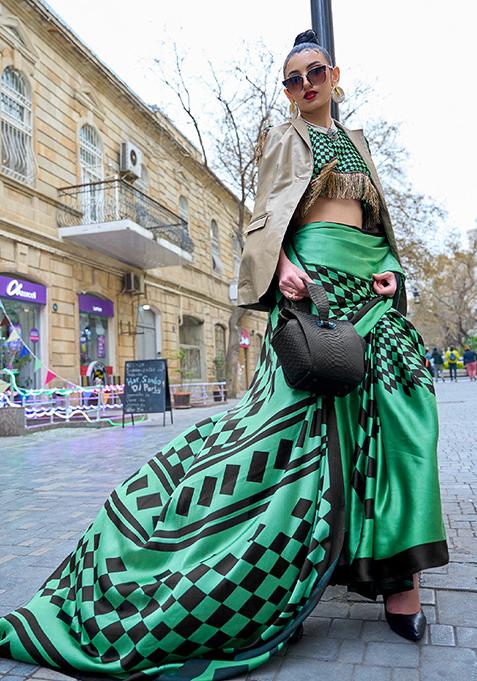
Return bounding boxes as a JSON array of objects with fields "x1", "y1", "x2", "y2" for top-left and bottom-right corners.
[{"x1": 310, "y1": 0, "x2": 339, "y2": 121}]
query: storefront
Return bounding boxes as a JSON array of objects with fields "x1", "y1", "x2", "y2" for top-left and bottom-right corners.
[
  {"x1": 0, "y1": 274, "x2": 47, "y2": 389},
  {"x1": 79, "y1": 294, "x2": 115, "y2": 385}
]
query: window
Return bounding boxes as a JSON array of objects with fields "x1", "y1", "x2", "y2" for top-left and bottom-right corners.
[
  {"x1": 79, "y1": 124, "x2": 103, "y2": 222},
  {"x1": 215, "y1": 324, "x2": 226, "y2": 359},
  {"x1": 0, "y1": 66, "x2": 34, "y2": 184},
  {"x1": 214, "y1": 324, "x2": 226, "y2": 381},
  {"x1": 179, "y1": 315, "x2": 204, "y2": 381},
  {"x1": 179, "y1": 195, "x2": 189, "y2": 234},
  {"x1": 210, "y1": 219, "x2": 223, "y2": 273},
  {"x1": 79, "y1": 124, "x2": 103, "y2": 183},
  {"x1": 232, "y1": 235, "x2": 241, "y2": 279}
]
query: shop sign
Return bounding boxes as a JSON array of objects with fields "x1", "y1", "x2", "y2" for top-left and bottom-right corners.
[
  {"x1": 29, "y1": 328, "x2": 40, "y2": 344},
  {"x1": 78, "y1": 294, "x2": 114, "y2": 317},
  {"x1": 240, "y1": 328, "x2": 251, "y2": 348},
  {"x1": 0, "y1": 275, "x2": 47, "y2": 305}
]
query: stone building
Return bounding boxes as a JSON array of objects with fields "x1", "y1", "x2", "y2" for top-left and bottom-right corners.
[{"x1": 0, "y1": 0, "x2": 266, "y2": 393}]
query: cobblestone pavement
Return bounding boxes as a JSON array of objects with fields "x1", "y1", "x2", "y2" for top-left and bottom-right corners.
[{"x1": 0, "y1": 380, "x2": 476, "y2": 681}]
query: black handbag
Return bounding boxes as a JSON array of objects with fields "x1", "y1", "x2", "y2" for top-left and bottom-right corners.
[{"x1": 271, "y1": 244, "x2": 384, "y2": 397}]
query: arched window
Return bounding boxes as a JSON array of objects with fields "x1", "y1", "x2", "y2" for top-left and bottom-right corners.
[
  {"x1": 214, "y1": 324, "x2": 226, "y2": 359},
  {"x1": 179, "y1": 195, "x2": 189, "y2": 234},
  {"x1": 0, "y1": 66, "x2": 34, "y2": 184},
  {"x1": 79, "y1": 124, "x2": 103, "y2": 223},
  {"x1": 79, "y1": 124, "x2": 103, "y2": 183},
  {"x1": 210, "y1": 219, "x2": 223, "y2": 273},
  {"x1": 214, "y1": 323, "x2": 226, "y2": 381},
  {"x1": 179, "y1": 315, "x2": 204, "y2": 381}
]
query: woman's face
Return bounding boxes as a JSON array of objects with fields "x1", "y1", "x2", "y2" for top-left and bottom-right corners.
[{"x1": 283, "y1": 48, "x2": 339, "y2": 115}]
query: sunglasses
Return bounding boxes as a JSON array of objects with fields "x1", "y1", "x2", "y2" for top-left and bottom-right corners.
[{"x1": 282, "y1": 65, "x2": 334, "y2": 95}]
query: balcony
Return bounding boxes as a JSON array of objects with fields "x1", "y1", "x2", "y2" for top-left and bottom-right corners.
[{"x1": 57, "y1": 179, "x2": 194, "y2": 269}]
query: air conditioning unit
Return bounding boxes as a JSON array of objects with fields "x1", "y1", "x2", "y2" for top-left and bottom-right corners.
[
  {"x1": 120, "y1": 141, "x2": 142, "y2": 181},
  {"x1": 122, "y1": 272, "x2": 144, "y2": 294}
]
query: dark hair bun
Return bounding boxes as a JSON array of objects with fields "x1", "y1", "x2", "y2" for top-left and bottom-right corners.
[{"x1": 293, "y1": 29, "x2": 319, "y2": 47}]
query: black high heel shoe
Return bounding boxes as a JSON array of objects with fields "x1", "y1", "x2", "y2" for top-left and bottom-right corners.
[
  {"x1": 288, "y1": 622, "x2": 304, "y2": 643},
  {"x1": 383, "y1": 595, "x2": 427, "y2": 641}
]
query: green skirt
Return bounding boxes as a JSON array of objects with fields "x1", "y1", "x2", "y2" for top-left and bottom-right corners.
[{"x1": 0, "y1": 222, "x2": 448, "y2": 681}]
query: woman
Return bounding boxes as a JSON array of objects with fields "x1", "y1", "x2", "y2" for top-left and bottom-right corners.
[
  {"x1": 463, "y1": 345, "x2": 477, "y2": 381},
  {"x1": 0, "y1": 30, "x2": 448, "y2": 681},
  {"x1": 239, "y1": 27, "x2": 448, "y2": 636}
]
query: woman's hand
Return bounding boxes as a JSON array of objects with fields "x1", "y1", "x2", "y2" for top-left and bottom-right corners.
[
  {"x1": 276, "y1": 248, "x2": 314, "y2": 300},
  {"x1": 372, "y1": 271, "x2": 398, "y2": 297}
]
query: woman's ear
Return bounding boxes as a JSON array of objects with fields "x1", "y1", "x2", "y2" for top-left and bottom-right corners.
[
  {"x1": 283, "y1": 87, "x2": 294, "y2": 106},
  {"x1": 331, "y1": 65, "x2": 340, "y2": 87}
]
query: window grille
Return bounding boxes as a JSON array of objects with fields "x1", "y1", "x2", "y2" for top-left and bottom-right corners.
[
  {"x1": 0, "y1": 66, "x2": 34, "y2": 184},
  {"x1": 79, "y1": 124, "x2": 103, "y2": 182},
  {"x1": 79, "y1": 124, "x2": 104, "y2": 222}
]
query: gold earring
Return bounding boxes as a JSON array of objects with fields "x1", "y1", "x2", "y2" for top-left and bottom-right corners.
[
  {"x1": 331, "y1": 85, "x2": 345, "y2": 104},
  {"x1": 289, "y1": 99, "x2": 298, "y2": 118}
]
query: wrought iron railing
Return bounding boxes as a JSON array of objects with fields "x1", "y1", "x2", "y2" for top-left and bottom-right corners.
[{"x1": 57, "y1": 178, "x2": 194, "y2": 253}]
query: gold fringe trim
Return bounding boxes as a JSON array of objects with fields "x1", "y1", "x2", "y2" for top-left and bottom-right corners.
[
  {"x1": 300, "y1": 158, "x2": 339, "y2": 215},
  {"x1": 299, "y1": 167, "x2": 381, "y2": 225}
]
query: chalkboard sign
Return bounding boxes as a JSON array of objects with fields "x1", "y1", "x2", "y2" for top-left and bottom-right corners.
[{"x1": 122, "y1": 359, "x2": 173, "y2": 426}]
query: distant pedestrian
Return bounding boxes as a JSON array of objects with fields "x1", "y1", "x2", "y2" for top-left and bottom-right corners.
[
  {"x1": 425, "y1": 347, "x2": 434, "y2": 377},
  {"x1": 424, "y1": 348, "x2": 434, "y2": 376},
  {"x1": 445, "y1": 346, "x2": 460, "y2": 382},
  {"x1": 463, "y1": 345, "x2": 477, "y2": 381},
  {"x1": 431, "y1": 347, "x2": 445, "y2": 382}
]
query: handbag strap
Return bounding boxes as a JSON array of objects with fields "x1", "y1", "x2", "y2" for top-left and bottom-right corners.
[
  {"x1": 285, "y1": 238, "x2": 384, "y2": 326},
  {"x1": 286, "y1": 240, "x2": 330, "y2": 322}
]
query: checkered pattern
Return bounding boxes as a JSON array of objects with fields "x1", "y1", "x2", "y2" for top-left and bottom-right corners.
[
  {"x1": 0, "y1": 237, "x2": 443, "y2": 681},
  {"x1": 307, "y1": 126, "x2": 372, "y2": 180},
  {"x1": 372, "y1": 314, "x2": 435, "y2": 397},
  {"x1": 35, "y1": 488, "x2": 330, "y2": 671},
  {"x1": 299, "y1": 264, "x2": 375, "y2": 321}
]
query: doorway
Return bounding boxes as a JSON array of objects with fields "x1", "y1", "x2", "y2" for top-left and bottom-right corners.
[{"x1": 136, "y1": 306, "x2": 160, "y2": 360}]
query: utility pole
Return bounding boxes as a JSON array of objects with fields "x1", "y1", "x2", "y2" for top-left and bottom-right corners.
[{"x1": 310, "y1": 0, "x2": 339, "y2": 121}]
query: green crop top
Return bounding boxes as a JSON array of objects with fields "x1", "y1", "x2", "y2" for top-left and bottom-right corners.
[{"x1": 297, "y1": 125, "x2": 381, "y2": 232}]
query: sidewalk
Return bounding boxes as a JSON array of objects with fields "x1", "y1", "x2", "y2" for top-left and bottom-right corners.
[{"x1": 0, "y1": 381, "x2": 476, "y2": 681}]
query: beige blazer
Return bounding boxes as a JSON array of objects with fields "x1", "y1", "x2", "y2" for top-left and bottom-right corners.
[{"x1": 236, "y1": 115, "x2": 407, "y2": 315}]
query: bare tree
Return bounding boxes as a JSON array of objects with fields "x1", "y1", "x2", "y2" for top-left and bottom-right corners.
[
  {"x1": 154, "y1": 40, "x2": 287, "y2": 397},
  {"x1": 205, "y1": 50, "x2": 287, "y2": 397},
  {"x1": 412, "y1": 240, "x2": 477, "y2": 347},
  {"x1": 154, "y1": 42, "x2": 210, "y2": 167}
]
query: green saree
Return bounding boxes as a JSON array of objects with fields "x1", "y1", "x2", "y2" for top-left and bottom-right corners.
[{"x1": 0, "y1": 222, "x2": 448, "y2": 681}]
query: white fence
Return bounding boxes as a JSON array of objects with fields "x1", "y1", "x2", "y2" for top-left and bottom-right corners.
[{"x1": 0, "y1": 381, "x2": 228, "y2": 428}]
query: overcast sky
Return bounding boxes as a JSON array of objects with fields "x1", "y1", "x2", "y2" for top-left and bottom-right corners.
[{"x1": 44, "y1": 0, "x2": 477, "y2": 243}]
